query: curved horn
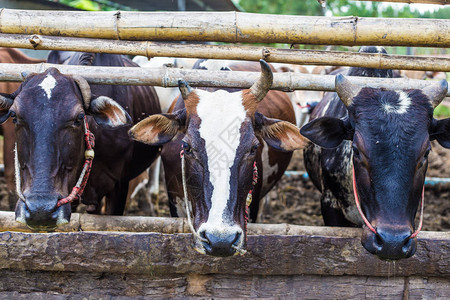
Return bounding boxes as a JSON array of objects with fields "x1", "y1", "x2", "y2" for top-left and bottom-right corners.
[
  {"x1": 422, "y1": 79, "x2": 448, "y2": 109},
  {"x1": 335, "y1": 74, "x2": 361, "y2": 107},
  {"x1": 178, "y1": 80, "x2": 192, "y2": 100},
  {"x1": 72, "y1": 75, "x2": 91, "y2": 109},
  {"x1": 250, "y1": 59, "x2": 273, "y2": 102}
]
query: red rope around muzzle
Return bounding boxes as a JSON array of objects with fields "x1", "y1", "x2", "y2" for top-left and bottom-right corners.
[
  {"x1": 56, "y1": 118, "x2": 95, "y2": 208},
  {"x1": 352, "y1": 165, "x2": 424, "y2": 239}
]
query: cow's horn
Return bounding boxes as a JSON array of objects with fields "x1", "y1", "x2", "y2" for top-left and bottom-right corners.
[
  {"x1": 72, "y1": 75, "x2": 91, "y2": 109},
  {"x1": 250, "y1": 59, "x2": 273, "y2": 102},
  {"x1": 178, "y1": 80, "x2": 192, "y2": 100},
  {"x1": 422, "y1": 79, "x2": 448, "y2": 109},
  {"x1": 335, "y1": 74, "x2": 361, "y2": 107}
]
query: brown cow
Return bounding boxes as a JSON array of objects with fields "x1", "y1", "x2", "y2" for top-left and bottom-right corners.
[
  {"x1": 130, "y1": 60, "x2": 308, "y2": 256},
  {"x1": 0, "y1": 48, "x2": 44, "y2": 210}
]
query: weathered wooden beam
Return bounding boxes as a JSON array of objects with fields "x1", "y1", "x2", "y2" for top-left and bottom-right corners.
[
  {"x1": 0, "y1": 63, "x2": 449, "y2": 96},
  {"x1": 1, "y1": 34, "x2": 449, "y2": 72},
  {"x1": 0, "y1": 9, "x2": 448, "y2": 47},
  {"x1": 0, "y1": 229, "x2": 448, "y2": 277}
]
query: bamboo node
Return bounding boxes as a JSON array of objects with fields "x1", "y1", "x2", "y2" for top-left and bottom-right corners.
[
  {"x1": 29, "y1": 35, "x2": 41, "y2": 48},
  {"x1": 262, "y1": 47, "x2": 270, "y2": 60}
]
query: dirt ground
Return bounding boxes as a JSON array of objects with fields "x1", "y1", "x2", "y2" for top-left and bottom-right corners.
[{"x1": 126, "y1": 140, "x2": 450, "y2": 232}]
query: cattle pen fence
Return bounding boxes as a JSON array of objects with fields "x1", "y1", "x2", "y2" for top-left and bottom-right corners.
[{"x1": 0, "y1": 7, "x2": 448, "y2": 299}]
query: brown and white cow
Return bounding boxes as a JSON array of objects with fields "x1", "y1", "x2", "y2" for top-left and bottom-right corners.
[
  {"x1": 130, "y1": 60, "x2": 308, "y2": 256},
  {"x1": 0, "y1": 51, "x2": 161, "y2": 230}
]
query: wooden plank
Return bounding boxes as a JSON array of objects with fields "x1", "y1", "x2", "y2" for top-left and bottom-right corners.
[
  {"x1": 0, "y1": 9, "x2": 448, "y2": 47},
  {"x1": 0, "y1": 63, "x2": 449, "y2": 96},
  {"x1": 0, "y1": 270, "x2": 447, "y2": 299},
  {"x1": 0, "y1": 230, "x2": 448, "y2": 277},
  {"x1": 1, "y1": 34, "x2": 449, "y2": 72}
]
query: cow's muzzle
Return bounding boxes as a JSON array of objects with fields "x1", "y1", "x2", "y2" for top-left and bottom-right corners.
[
  {"x1": 361, "y1": 225, "x2": 417, "y2": 260},
  {"x1": 15, "y1": 194, "x2": 71, "y2": 230},
  {"x1": 194, "y1": 226, "x2": 245, "y2": 257}
]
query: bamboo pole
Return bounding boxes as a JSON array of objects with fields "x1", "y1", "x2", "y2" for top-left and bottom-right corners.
[
  {"x1": 353, "y1": 0, "x2": 448, "y2": 4},
  {"x1": 0, "y1": 9, "x2": 448, "y2": 47},
  {"x1": 1, "y1": 62, "x2": 449, "y2": 96},
  {"x1": 1, "y1": 34, "x2": 449, "y2": 72}
]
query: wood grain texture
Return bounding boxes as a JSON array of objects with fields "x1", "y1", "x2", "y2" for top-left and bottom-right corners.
[
  {"x1": 0, "y1": 9, "x2": 448, "y2": 47},
  {"x1": 0, "y1": 34, "x2": 448, "y2": 72},
  {"x1": 0, "y1": 63, "x2": 448, "y2": 96}
]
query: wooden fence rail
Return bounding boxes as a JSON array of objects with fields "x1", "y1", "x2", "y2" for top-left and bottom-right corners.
[
  {"x1": 1, "y1": 63, "x2": 449, "y2": 96},
  {"x1": 0, "y1": 9, "x2": 448, "y2": 47},
  {"x1": 1, "y1": 33, "x2": 449, "y2": 72}
]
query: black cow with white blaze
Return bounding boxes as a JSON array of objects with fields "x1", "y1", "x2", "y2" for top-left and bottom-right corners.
[
  {"x1": 301, "y1": 46, "x2": 450, "y2": 260},
  {"x1": 0, "y1": 52, "x2": 161, "y2": 230}
]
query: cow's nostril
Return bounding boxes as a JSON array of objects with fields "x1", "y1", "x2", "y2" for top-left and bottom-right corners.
[
  {"x1": 374, "y1": 233, "x2": 383, "y2": 248},
  {"x1": 232, "y1": 232, "x2": 241, "y2": 246}
]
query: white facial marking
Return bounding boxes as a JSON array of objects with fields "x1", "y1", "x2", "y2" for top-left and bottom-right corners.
[
  {"x1": 382, "y1": 91, "x2": 410, "y2": 114},
  {"x1": 376, "y1": 46, "x2": 384, "y2": 53},
  {"x1": 195, "y1": 89, "x2": 246, "y2": 236},
  {"x1": 199, "y1": 59, "x2": 232, "y2": 71},
  {"x1": 39, "y1": 74, "x2": 57, "y2": 99}
]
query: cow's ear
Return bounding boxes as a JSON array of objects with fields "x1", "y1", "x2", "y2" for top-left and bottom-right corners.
[
  {"x1": 0, "y1": 93, "x2": 14, "y2": 124},
  {"x1": 255, "y1": 112, "x2": 308, "y2": 152},
  {"x1": 300, "y1": 116, "x2": 353, "y2": 149},
  {"x1": 129, "y1": 109, "x2": 186, "y2": 146},
  {"x1": 89, "y1": 96, "x2": 132, "y2": 128},
  {"x1": 430, "y1": 118, "x2": 450, "y2": 148}
]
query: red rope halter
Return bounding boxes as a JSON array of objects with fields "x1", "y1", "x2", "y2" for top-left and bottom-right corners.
[
  {"x1": 56, "y1": 118, "x2": 95, "y2": 208},
  {"x1": 352, "y1": 165, "x2": 424, "y2": 239}
]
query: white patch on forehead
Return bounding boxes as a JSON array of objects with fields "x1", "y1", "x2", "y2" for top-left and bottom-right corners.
[
  {"x1": 199, "y1": 60, "x2": 232, "y2": 71},
  {"x1": 39, "y1": 74, "x2": 57, "y2": 99},
  {"x1": 376, "y1": 46, "x2": 384, "y2": 53},
  {"x1": 196, "y1": 89, "x2": 246, "y2": 232},
  {"x1": 382, "y1": 91, "x2": 410, "y2": 114}
]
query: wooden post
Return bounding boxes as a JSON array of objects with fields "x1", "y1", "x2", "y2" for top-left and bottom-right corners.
[
  {"x1": 0, "y1": 9, "x2": 448, "y2": 47},
  {"x1": 0, "y1": 63, "x2": 448, "y2": 96},
  {"x1": 0, "y1": 34, "x2": 449, "y2": 72}
]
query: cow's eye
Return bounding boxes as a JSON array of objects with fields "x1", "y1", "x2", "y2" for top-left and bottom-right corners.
[
  {"x1": 352, "y1": 145, "x2": 360, "y2": 158},
  {"x1": 10, "y1": 111, "x2": 16, "y2": 124},
  {"x1": 74, "y1": 113, "x2": 85, "y2": 126},
  {"x1": 249, "y1": 144, "x2": 259, "y2": 155},
  {"x1": 182, "y1": 141, "x2": 191, "y2": 153}
]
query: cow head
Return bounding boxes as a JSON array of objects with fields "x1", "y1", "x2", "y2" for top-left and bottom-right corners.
[
  {"x1": 301, "y1": 75, "x2": 449, "y2": 260},
  {"x1": 130, "y1": 60, "x2": 306, "y2": 256},
  {"x1": 0, "y1": 67, "x2": 131, "y2": 230}
]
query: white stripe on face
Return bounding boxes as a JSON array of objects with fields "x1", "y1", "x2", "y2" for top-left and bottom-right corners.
[
  {"x1": 39, "y1": 74, "x2": 57, "y2": 99},
  {"x1": 383, "y1": 91, "x2": 411, "y2": 114},
  {"x1": 195, "y1": 89, "x2": 246, "y2": 232}
]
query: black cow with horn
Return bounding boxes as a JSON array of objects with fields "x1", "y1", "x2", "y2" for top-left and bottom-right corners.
[
  {"x1": 0, "y1": 52, "x2": 161, "y2": 230},
  {"x1": 301, "y1": 46, "x2": 450, "y2": 260}
]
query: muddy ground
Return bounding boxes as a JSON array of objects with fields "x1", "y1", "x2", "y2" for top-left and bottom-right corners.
[{"x1": 126, "y1": 140, "x2": 450, "y2": 232}]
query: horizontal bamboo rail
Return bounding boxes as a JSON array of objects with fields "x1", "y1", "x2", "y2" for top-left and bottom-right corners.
[
  {"x1": 0, "y1": 9, "x2": 448, "y2": 47},
  {"x1": 1, "y1": 62, "x2": 449, "y2": 96},
  {"x1": 355, "y1": 0, "x2": 448, "y2": 4},
  {"x1": 2, "y1": 34, "x2": 449, "y2": 72}
]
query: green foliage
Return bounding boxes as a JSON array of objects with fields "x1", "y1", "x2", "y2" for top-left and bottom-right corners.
[
  {"x1": 237, "y1": 0, "x2": 450, "y2": 19},
  {"x1": 434, "y1": 104, "x2": 450, "y2": 118},
  {"x1": 59, "y1": 0, "x2": 100, "y2": 11},
  {"x1": 236, "y1": 0, "x2": 324, "y2": 16}
]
